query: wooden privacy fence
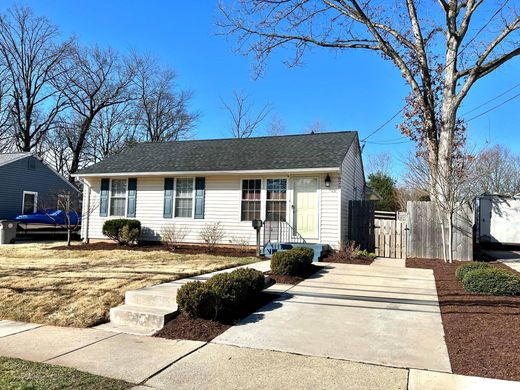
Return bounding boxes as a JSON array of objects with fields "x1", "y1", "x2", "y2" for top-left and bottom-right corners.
[
  {"x1": 374, "y1": 211, "x2": 407, "y2": 258},
  {"x1": 406, "y1": 201, "x2": 473, "y2": 261}
]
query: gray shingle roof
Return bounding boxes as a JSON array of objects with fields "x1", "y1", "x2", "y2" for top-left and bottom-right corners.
[
  {"x1": 0, "y1": 152, "x2": 32, "y2": 168},
  {"x1": 76, "y1": 131, "x2": 357, "y2": 175}
]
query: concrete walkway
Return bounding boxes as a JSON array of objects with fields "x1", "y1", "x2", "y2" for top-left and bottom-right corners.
[{"x1": 214, "y1": 260, "x2": 452, "y2": 372}]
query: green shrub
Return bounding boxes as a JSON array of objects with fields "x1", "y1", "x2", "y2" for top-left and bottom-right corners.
[
  {"x1": 271, "y1": 248, "x2": 313, "y2": 276},
  {"x1": 102, "y1": 219, "x2": 141, "y2": 245},
  {"x1": 355, "y1": 249, "x2": 377, "y2": 258},
  {"x1": 291, "y1": 247, "x2": 315, "y2": 263},
  {"x1": 176, "y1": 281, "x2": 217, "y2": 319},
  {"x1": 462, "y1": 267, "x2": 520, "y2": 296},
  {"x1": 229, "y1": 268, "x2": 265, "y2": 294},
  {"x1": 177, "y1": 268, "x2": 268, "y2": 321},
  {"x1": 455, "y1": 262, "x2": 491, "y2": 281},
  {"x1": 206, "y1": 273, "x2": 250, "y2": 320}
]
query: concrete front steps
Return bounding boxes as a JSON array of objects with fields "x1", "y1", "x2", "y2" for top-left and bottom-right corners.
[
  {"x1": 97, "y1": 261, "x2": 271, "y2": 336},
  {"x1": 262, "y1": 242, "x2": 330, "y2": 262}
]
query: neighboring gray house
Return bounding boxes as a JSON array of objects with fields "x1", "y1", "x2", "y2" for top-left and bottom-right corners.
[
  {"x1": 0, "y1": 152, "x2": 80, "y2": 219},
  {"x1": 75, "y1": 131, "x2": 366, "y2": 249}
]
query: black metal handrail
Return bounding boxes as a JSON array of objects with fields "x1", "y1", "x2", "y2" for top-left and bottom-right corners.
[{"x1": 262, "y1": 213, "x2": 307, "y2": 248}]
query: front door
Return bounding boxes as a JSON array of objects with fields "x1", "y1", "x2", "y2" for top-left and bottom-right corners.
[{"x1": 293, "y1": 177, "x2": 319, "y2": 240}]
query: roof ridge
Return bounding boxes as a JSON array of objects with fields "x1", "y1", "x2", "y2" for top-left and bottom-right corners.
[{"x1": 135, "y1": 130, "x2": 357, "y2": 145}]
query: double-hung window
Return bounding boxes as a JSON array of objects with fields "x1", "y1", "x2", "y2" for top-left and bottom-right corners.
[
  {"x1": 175, "y1": 178, "x2": 194, "y2": 218},
  {"x1": 266, "y1": 179, "x2": 287, "y2": 221},
  {"x1": 241, "y1": 179, "x2": 261, "y2": 221},
  {"x1": 110, "y1": 179, "x2": 127, "y2": 216}
]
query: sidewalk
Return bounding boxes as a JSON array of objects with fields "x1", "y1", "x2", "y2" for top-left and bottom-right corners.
[{"x1": 1, "y1": 320, "x2": 519, "y2": 389}]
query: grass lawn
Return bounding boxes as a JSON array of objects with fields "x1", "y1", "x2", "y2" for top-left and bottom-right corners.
[
  {"x1": 0, "y1": 242, "x2": 257, "y2": 327},
  {"x1": 0, "y1": 356, "x2": 132, "y2": 390}
]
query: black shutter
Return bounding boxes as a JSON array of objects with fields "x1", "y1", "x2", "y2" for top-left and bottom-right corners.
[
  {"x1": 194, "y1": 177, "x2": 205, "y2": 219},
  {"x1": 100, "y1": 179, "x2": 110, "y2": 217},
  {"x1": 163, "y1": 178, "x2": 174, "y2": 218},
  {"x1": 127, "y1": 178, "x2": 137, "y2": 218}
]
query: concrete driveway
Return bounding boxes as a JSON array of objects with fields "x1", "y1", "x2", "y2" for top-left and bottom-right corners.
[
  {"x1": 486, "y1": 250, "x2": 520, "y2": 272},
  {"x1": 214, "y1": 261, "x2": 451, "y2": 372}
]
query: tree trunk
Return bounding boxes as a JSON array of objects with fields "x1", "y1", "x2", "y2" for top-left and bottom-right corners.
[
  {"x1": 67, "y1": 229, "x2": 71, "y2": 246},
  {"x1": 68, "y1": 118, "x2": 93, "y2": 182}
]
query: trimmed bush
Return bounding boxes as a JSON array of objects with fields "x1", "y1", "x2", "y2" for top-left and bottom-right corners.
[
  {"x1": 462, "y1": 267, "x2": 520, "y2": 296},
  {"x1": 229, "y1": 268, "x2": 265, "y2": 294},
  {"x1": 102, "y1": 219, "x2": 141, "y2": 245},
  {"x1": 177, "y1": 267, "x2": 266, "y2": 321},
  {"x1": 455, "y1": 262, "x2": 491, "y2": 281},
  {"x1": 291, "y1": 247, "x2": 315, "y2": 263},
  {"x1": 271, "y1": 248, "x2": 313, "y2": 276},
  {"x1": 176, "y1": 281, "x2": 217, "y2": 319},
  {"x1": 207, "y1": 273, "x2": 250, "y2": 320}
]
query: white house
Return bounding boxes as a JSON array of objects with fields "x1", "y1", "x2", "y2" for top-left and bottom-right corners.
[{"x1": 74, "y1": 131, "x2": 366, "y2": 249}]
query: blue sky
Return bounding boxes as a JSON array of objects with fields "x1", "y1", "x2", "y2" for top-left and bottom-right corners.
[{"x1": 5, "y1": 1, "x2": 520, "y2": 179}]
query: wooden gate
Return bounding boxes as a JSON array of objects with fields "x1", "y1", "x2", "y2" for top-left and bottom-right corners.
[{"x1": 374, "y1": 211, "x2": 407, "y2": 258}]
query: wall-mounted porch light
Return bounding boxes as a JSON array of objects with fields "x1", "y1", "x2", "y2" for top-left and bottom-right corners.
[{"x1": 325, "y1": 174, "x2": 331, "y2": 188}]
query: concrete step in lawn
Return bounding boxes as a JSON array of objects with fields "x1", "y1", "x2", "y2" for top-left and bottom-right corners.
[
  {"x1": 125, "y1": 288, "x2": 179, "y2": 310},
  {"x1": 109, "y1": 304, "x2": 176, "y2": 333},
  {"x1": 102, "y1": 260, "x2": 271, "y2": 335}
]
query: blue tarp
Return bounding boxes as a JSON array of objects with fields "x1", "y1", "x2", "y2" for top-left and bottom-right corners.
[{"x1": 14, "y1": 210, "x2": 81, "y2": 226}]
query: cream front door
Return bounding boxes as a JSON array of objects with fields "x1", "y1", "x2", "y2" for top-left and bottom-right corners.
[{"x1": 293, "y1": 177, "x2": 319, "y2": 240}]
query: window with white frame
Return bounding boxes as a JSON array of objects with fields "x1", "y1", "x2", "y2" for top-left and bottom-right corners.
[
  {"x1": 110, "y1": 179, "x2": 127, "y2": 216},
  {"x1": 266, "y1": 179, "x2": 287, "y2": 221},
  {"x1": 22, "y1": 191, "x2": 37, "y2": 214},
  {"x1": 175, "y1": 178, "x2": 194, "y2": 218},
  {"x1": 241, "y1": 179, "x2": 261, "y2": 221}
]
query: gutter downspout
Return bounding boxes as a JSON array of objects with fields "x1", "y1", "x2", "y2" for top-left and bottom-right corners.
[{"x1": 80, "y1": 178, "x2": 91, "y2": 244}]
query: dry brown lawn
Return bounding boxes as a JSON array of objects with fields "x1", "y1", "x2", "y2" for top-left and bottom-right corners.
[{"x1": 0, "y1": 243, "x2": 257, "y2": 328}]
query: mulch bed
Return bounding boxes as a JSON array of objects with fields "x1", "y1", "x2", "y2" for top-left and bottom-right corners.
[
  {"x1": 321, "y1": 251, "x2": 375, "y2": 265},
  {"x1": 51, "y1": 241, "x2": 257, "y2": 258},
  {"x1": 406, "y1": 258, "x2": 520, "y2": 381},
  {"x1": 154, "y1": 292, "x2": 278, "y2": 342},
  {"x1": 265, "y1": 264, "x2": 322, "y2": 285}
]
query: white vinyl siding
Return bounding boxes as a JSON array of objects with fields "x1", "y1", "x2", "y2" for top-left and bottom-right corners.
[{"x1": 83, "y1": 174, "x2": 342, "y2": 248}]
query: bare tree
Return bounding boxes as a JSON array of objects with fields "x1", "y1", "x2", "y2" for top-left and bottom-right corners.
[
  {"x1": 473, "y1": 145, "x2": 520, "y2": 195},
  {"x1": 54, "y1": 45, "x2": 135, "y2": 181},
  {"x1": 38, "y1": 189, "x2": 82, "y2": 246},
  {"x1": 266, "y1": 113, "x2": 286, "y2": 136},
  {"x1": 221, "y1": 90, "x2": 271, "y2": 138},
  {"x1": 0, "y1": 6, "x2": 72, "y2": 152},
  {"x1": 219, "y1": 1, "x2": 520, "y2": 207},
  {"x1": 44, "y1": 123, "x2": 72, "y2": 175},
  {"x1": 405, "y1": 149, "x2": 483, "y2": 262},
  {"x1": 87, "y1": 103, "x2": 137, "y2": 163},
  {"x1": 306, "y1": 120, "x2": 326, "y2": 134},
  {"x1": 367, "y1": 152, "x2": 393, "y2": 176},
  {"x1": 133, "y1": 54, "x2": 198, "y2": 142},
  {"x1": 0, "y1": 67, "x2": 13, "y2": 151}
]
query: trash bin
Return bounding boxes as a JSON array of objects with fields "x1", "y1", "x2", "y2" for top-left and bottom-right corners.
[{"x1": 0, "y1": 220, "x2": 17, "y2": 244}]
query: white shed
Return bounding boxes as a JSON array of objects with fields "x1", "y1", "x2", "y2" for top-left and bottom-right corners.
[{"x1": 476, "y1": 194, "x2": 520, "y2": 246}]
